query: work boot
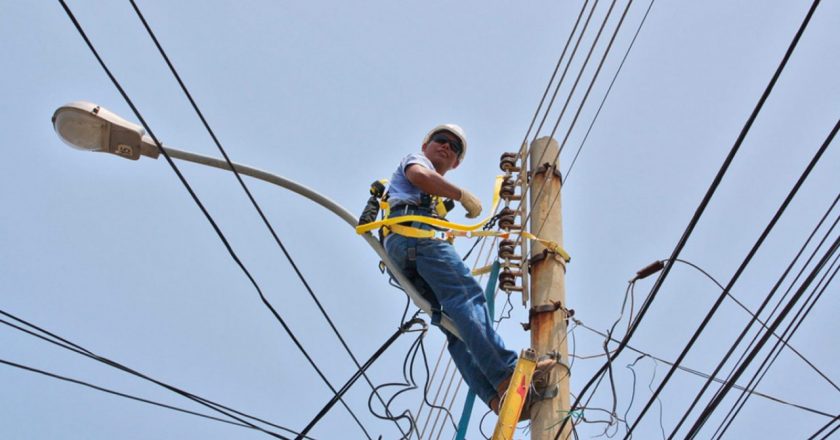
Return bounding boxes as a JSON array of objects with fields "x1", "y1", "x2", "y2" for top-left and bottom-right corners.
[
  {"x1": 531, "y1": 357, "x2": 557, "y2": 396},
  {"x1": 496, "y1": 375, "x2": 535, "y2": 422}
]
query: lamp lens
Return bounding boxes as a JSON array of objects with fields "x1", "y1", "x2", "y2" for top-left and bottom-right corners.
[{"x1": 53, "y1": 111, "x2": 107, "y2": 151}]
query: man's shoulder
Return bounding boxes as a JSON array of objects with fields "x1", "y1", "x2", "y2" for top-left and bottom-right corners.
[{"x1": 400, "y1": 152, "x2": 432, "y2": 169}]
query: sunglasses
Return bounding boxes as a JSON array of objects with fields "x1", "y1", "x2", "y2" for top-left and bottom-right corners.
[{"x1": 430, "y1": 133, "x2": 463, "y2": 156}]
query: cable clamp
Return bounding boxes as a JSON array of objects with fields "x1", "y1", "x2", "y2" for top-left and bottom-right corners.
[{"x1": 521, "y1": 301, "x2": 571, "y2": 330}]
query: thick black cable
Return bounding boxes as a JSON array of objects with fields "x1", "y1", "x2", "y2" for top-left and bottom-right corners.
[
  {"x1": 575, "y1": 321, "x2": 834, "y2": 419},
  {"x1": 297, "y1": 319, "x2": 426, "y2": 439},
  {"x1": 564, "y1": 0, "x2": 655, "y2": 185},
  {"x1": 701, "y1": 209, "x2": 840, "y2": 438},
  {"x1": 662, "y1": 118, "x2": 838, "y2": 439},
  {"x1": 0, "y1": 357, "x2": 262, "y2": 431},
  {"x1": 555, "y1": 0, "x2": 821, "y2": 434},
  {"x1": 809, "y1": 415, "x2": 840, "y2": 440},
  {"x1": 57, "y1": 2, "x2": 373, "y2": 437},
  {"x1": 0, "y1": 311, "x2": 302, "y2": 439},
  {"x1": 674, "y1": 229, "x2": 840, "y2": 392},
  {"x1": 703, "y1": 207, "x2": 840, "y2": 438},
  {"x1": 682, "y1": 234, "x2": 840, "y2": 439},
  {"x1": 127, "y1": 2, "x2": 402, "y2": 437},
  {"x1": 713, "y1": 252, "x2": 840, "y2": 439}
]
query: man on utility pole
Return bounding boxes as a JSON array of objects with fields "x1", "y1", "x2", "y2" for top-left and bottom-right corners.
[{"x1": 381, "y1": 124, "x2": 552, "y2": 417}]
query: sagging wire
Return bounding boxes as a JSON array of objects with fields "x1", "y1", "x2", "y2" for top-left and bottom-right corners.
[
  {"x1": 624, "y1": 355, "x2": 665, "y2": 440},
  {"x1": 297, "y1": 317, "x2": 428, "y2": 439},
  {"x1": 365, "y1": 320, "x2": 427, "y2": 438},
  {"x1": 574, "y1": 318, "x2": 835, "y2": 419},
  {"x1": 674, "y1": 250, "x2": 840, "y2": 394}
]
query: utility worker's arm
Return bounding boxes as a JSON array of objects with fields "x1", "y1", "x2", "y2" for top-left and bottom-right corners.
[{"x1": 406, "y1": 164, "x2": 482, "y2": 218}]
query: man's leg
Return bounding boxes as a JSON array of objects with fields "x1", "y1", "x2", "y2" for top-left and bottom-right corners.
[
  {"x1": 414, "y1": 239, "x2": 518, "y2": 390},
  {"x1": 442, "y1": 328, "x2": 499, "y2": 407}
]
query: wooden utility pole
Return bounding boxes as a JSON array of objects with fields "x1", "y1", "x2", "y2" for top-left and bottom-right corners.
[{"x1": 527, "y1": 137, "x2": 571, "y2": 439}]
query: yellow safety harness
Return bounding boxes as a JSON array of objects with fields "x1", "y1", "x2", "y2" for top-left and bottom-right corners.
[{"x1": 355, "y1": 175, "x2": 571, "y2": 264}]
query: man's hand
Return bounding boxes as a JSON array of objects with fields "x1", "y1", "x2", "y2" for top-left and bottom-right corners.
[{"x1": 459, "y1": 189, "x2": 482, "y2": 218}]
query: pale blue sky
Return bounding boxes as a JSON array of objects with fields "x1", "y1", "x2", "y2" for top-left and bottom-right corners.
[{"x1": 1, "y1": 1, "x2": 838, "y2": 439}]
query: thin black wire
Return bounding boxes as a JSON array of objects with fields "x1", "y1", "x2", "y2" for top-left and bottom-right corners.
[
  {"x1": 713, "y1": 252, "x2": 840, "y2": 439},
  {"x1": 57, "y1": 2, "x2": 374, "y2": 437},
  {"x1": 518, "y1": 0, "x2": 634, "y2": 253},
  {"x1": 682, "y1": 234, "x2": 840, "y2": 439},
  {"x1": 563, "y1": 0, "x2": 655, "y2": 185},
  {"x1": 517, "y1": 0, "x2": 619, "y2": 230},
  {"x1": 662, "y1": 118, "x2": 838, "y2": 439},
  {"x1": 523, "y1": 0, "x2": 599, "y2": 149},
  {"x1": 0, "y1": 357, "x2": 267, "y2": 432},
  {"x1": 0, "y1": 311, "x2": 300, "y2": 439},
  {"x1": 126, "y1": 2, "x2": 402, "y2": 437},
  {"x1": 574, "y1": 320, "x2": 835, "y2": 418},
  {"x1": 554, "y1": 0, "x2": 822, "y2": 433}
]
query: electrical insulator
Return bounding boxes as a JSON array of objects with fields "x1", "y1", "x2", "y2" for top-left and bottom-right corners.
[
  {"x1": 498, "y1": 207, "x2": 517, "y2": 230},
  {"x1": 498, "y1": 239, "x2": 516, "y2": 259},
  {"x1": 499, "y1": 152, "x2": 519, "y2": 172},
  {"x1": 500, "y1": 176, "x2": 516, "y2": 199},
  {"x1": 499, "y1": 268, "x2": 516, "y2": 291}
]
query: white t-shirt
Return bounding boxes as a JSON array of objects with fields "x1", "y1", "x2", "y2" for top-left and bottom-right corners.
[{"x1": 387, "y1": 152, "x2": 434, "y2": 207}]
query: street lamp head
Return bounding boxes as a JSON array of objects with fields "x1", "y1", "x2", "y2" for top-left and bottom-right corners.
[{"x1": 52, "y1": 101, "x2": 159, "y2": 160}]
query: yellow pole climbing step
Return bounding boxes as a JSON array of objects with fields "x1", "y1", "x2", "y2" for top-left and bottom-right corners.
[{"x1": 492, "y1": 348, "x2": 537, "y2": 440}]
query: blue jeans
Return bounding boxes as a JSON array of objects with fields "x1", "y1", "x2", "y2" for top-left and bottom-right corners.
[{"x1": 385, "y1": 216, "x2": 517, "y2": 406}]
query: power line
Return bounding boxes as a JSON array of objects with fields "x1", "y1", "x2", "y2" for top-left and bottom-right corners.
[
  {"x1": 682, "y1": 233, "x2": 840, "y2": 439},
  {"x1": 563, "y1": 0, "x2": 656, "y2": 185},
  {"x1": 712, "y1": 251, "x2": 840, "y2": 439},
  {"x1": 126, "y1": 1, "x2": 406, "y2": 437},
  {"x1": 56, "y1": 1, "x2": 374, "y2": 437},
  {"x1": 555, "y1": 0, "x2": 822, "y2": 434},
  {"x1": 0, "y1": 357, "x2": 286, "y2": 434},
  {"x1": 520, "y1": 0, "x2": 593, "y2": 146},
  {"x1": 0, "y1": 310, "x2": 300, "y2": 439},
  {"x1": 673, "y1": 251, "x2": 840, "y2": 392},
  {"x1": 809, "y1": 415, "x2": 840, "y2": 440},
  {"x1": 573, "y1": 321, "x2": 834, "y2": 419},
  {"x1": 662, "y1": 118, "x2": 838, "y2": 438}
]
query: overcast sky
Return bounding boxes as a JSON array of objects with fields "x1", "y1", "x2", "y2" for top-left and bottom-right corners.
[{"x1": 1, "y1": 1, "x2": 838, "y2": 439}]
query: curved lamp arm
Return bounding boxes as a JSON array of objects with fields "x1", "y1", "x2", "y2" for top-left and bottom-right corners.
[{"x1": 52, "y1": 101, "x2": 459, "y2": 339}]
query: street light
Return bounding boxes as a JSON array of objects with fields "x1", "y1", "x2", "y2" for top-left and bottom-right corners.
[
  {"x1": 52, "y1": 101, "x2": 461, "y2": 339},
  {"x1": 52, "y1": 101, "x2": 159, "y2": 160}
]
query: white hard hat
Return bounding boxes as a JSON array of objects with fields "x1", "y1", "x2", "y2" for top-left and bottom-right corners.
[{"x1": 423, "y1": 123, "x2": 468, "y2": 162}]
